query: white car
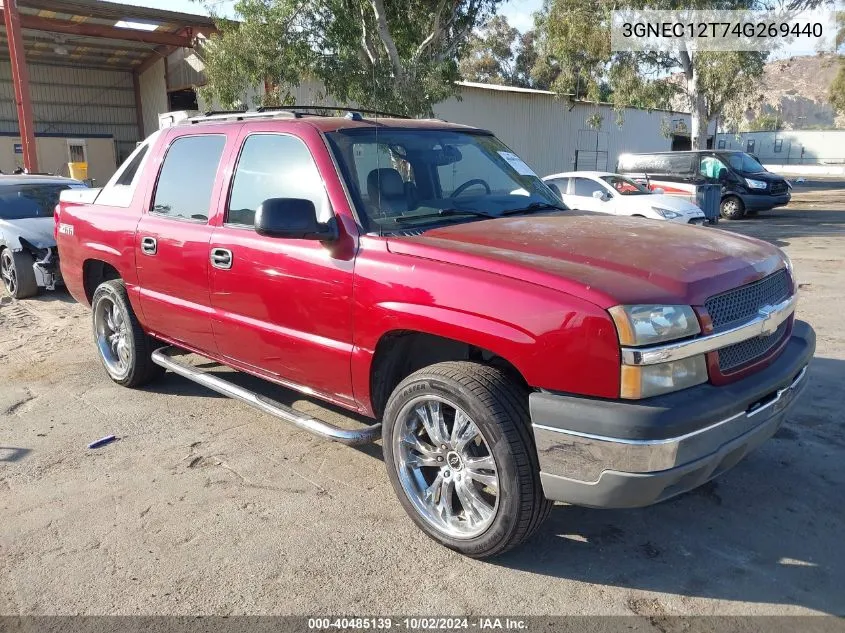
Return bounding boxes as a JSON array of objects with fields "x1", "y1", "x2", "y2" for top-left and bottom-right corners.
[{"x1": 543, "y1": 171, "x2": 707, "y2": 224}]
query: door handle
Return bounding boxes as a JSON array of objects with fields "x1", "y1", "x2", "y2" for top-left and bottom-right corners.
[
  {"x1": 140, "y1": 236, "x2": 157, "y2": 255},
  {"x1": 210, "y1": 247, "x2": 233, "y2": 270}
]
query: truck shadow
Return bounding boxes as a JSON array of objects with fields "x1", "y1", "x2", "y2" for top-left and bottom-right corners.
[
  {"x1": 720, "y1": 208, "x2": 845, "y2": 248},
  {"x1": 493, "y1": 356, "x2": 845, "y2": 615}
]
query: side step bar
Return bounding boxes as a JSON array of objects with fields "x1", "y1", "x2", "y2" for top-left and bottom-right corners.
[{"x1": 151, "y1": 347, "x2": 381, "y2": 445}]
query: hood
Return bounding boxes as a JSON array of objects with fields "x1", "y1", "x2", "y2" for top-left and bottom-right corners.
[
  {"x1": 738, "y1": 170, "x2": 783, "y2": 182},
  {"x1": 619, "y1": 194, "x2": 703, "y2": 216},
  {"x1": 0, "y1": 217, "x2": 57, "y2": 250},
  {"x1": 386, "y1": 213, "x2": 786, "y2": 308}
]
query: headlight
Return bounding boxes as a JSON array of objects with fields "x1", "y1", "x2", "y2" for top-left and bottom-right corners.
[
  {"x1": 652, "y1": 207, "x2": 681, "y2": 220},
  {"x1": 608, "y1": 305, "x2": 701, "y2": 346},
  {"x1": 621, "y1": 355, "x2": 708, "y2": 399},
  {"x1": 745, "y1": 178, "x2": 767, "y2": 190}
]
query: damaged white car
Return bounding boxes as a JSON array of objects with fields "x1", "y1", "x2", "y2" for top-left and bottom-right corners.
[{"x1": 0, "y1": 175, "x2": 86, "y2": 299}]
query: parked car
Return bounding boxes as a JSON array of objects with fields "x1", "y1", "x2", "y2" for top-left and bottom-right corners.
[
  {"x1": 543, "y1": 171, "x2": 707, "y2": 224},
  {"x1": 56, "y1": 111, "x2": 814, "y2": 558},
  {"x1": 616, "y1": 150, "x2": 791, "y2": 219},
  {"x1": 0, "y1": 175, "x2": 86, "y2": 299}
]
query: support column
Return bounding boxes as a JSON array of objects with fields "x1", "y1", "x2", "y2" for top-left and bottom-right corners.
[
  {"x1": 132, "y1": 71, "x2": 145, "y2": 140},
  {"x1": 3, "y1": 0, "x2": 38, "y2": 172}
]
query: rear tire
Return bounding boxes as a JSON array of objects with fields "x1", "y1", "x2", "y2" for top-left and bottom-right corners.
[
  {"x1": 1, "y1": 248, "x2": 38, "y2": 299},
  {"x1": 720, "y1": 196, "x2": 745, "y2": 220},
  {"x1": 382, "y1": 361, "x2": 552, "y2": 558},
  {"x1": 91, "y1": 279, "x2": 164, "y2": 387}
]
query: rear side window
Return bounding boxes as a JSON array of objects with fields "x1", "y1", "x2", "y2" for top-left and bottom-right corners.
[
  {"x1": 226, "y1": 133, "x2": 330, "y2": 227},
  {"x1": 152, "y1": 135, "x2": 226, "y2": 222},
  {"x1": 116, "y1": 145, "x2": 148, "y2": 186}
]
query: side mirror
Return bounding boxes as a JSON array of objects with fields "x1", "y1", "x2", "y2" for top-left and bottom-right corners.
[
  {"x1": 254, "y1": 198, "x2": 337, "y2": 240},
  {"x1": 592, "y1": 190, "x2": 608, "y2": 201},
  {"x1": 653, "y1": 187, "x2": 665, "y2": 195}
]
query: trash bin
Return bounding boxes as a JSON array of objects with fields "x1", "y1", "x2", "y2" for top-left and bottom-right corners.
[
  {"x1": 696, "y1": 184, "x2": 720, "y2": 225},
  {"x1": 68, "y1": 162, "x2": 88, "y2": 181}
]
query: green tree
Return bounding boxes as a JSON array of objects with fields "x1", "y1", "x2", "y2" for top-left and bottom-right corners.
[
  {"x1": 198, "y1": 0, "x2": 500, "y2": 116},
  {"x1": 458, "y1": 16, "x2": 545, "y2": 89},
  {"x1": 531, "y1": 0, "x2": 774, "y2": 147},
  {"x1": 747, "y1": 112, "x2": 784, "y2": 131},
  {"x1": 830, "y1": 11, "x2": 845, "y2": 114}
]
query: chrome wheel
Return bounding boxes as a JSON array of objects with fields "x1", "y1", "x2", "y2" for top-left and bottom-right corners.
[
  {"x1": 393, "y1": 395, "x2": 500, "y2": 539},
  {"x1": 1, "y1": 250, "x2": 16, "y2": 295},
  {"x1": 94, "y1": 296, "x2": 129, "y2": 376}
]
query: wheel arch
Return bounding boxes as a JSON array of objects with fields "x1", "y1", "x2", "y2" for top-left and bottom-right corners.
[
  {"x1": 82, "y1": 259, "x2": 122, "y2": 305},
  {"x1": 368, "y1": 329, "x2": 528, "y2": 419}
]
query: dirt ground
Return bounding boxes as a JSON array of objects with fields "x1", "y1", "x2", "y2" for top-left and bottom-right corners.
[{"x1": 1, "y1": 185, "x2": 843, "y2": 617}]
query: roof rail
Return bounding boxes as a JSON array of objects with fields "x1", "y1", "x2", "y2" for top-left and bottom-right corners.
[
  {"x1": 256, "y1": 105, "x2": 412, "y2": 119},
  {"x1": 178, "y1": 110, "x2": 299, "y2": 125}
]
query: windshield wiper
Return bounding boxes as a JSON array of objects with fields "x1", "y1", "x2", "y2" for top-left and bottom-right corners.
[
  {"x1": 394, "y1": 208, "x2": 497, "y2": 224},
  {"x1": 500, "y1": 201, "x2": 567, "y2": 216}
]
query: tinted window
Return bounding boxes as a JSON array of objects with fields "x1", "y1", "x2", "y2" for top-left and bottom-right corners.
[
  {"x1": 724, "y1": 152, "x2": 765, "y2": 173},
  {"x1": 227, "y1": 134, "x2": 331, "y2": 227},
  {"x1": 116, "y1": 145, "x2": 148, "y2": 186},
  {"x1": 573, "y1": 177, "x2": 605, "y2": 197},
  {"x1": 152, "y1": 135, "x2": 226, "y2": 222},
  {"x1": 0, "y1": 184, "x2": 73, "y2": 219}
]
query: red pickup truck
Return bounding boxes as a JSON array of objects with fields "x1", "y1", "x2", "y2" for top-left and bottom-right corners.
[{"x1": 56, "y1": 110, "x2": 814, "y2": 558}]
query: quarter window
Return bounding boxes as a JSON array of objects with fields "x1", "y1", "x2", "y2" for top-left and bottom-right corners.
[
  {"x1": 151, "y1": 135, "x2": 226, "y2": 222},
  {"x1": 227, "y1": 134, "x2": 330, "y2": 227}
]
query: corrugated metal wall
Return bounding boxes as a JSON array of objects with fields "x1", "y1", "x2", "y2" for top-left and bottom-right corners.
[
  {"x1": 139, "y1": 59, "x2": 167, "y2": 138},
  {"x1": 716, "y1": 130, "x2": 845, "y2": 165},
  {"x1": 0, "y1": 61, "x2": 138, "y2": 163},
  {"x1": 433, "y1": 86, "x2": 690, "y2": 176}
]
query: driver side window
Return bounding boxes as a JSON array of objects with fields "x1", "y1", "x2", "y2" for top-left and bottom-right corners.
[
  {"x1": 573, "y1": 177, "x2": 605, "y2": 198},
  {"x1": 227, "y1": 134, "x2": 331, "y2": 227}
]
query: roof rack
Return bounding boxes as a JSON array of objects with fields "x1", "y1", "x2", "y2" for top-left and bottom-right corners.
[{"x1": 177, "y1": 105, "x2": 419, "y2": 126}]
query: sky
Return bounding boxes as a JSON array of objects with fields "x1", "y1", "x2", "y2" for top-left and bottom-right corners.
[{"x1": 110, "y1": 0, "x2": 544, "y2": 31}]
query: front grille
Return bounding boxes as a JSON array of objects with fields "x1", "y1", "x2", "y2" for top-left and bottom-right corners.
[
  {"x1": 705, "y1": 269, "x2": 791, "y2": 331},
  {"x1": 718, "y1": 320, "x2": 789, "y2": 372},
  {"x1": 770, "y1": 181, "x2": 788, "y2": 195}
]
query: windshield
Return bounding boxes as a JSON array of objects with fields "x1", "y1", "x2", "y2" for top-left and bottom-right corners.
[
  {"x1": 724, "y1": 152, "x2": 765, "y2": 174},
  {"x1": 600, "y1": 175, "x2": 650, "y2": 196},
  {"x1": 326, "y1": 129, "x2": 563, "y2": 231},
  {"x1": 0, "y1": 184, "x2": 73, "y2": 220}
]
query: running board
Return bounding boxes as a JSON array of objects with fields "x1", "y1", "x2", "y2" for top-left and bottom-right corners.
[{"x1": 151, "y1": 347, "x2": 381, "y2": 445}]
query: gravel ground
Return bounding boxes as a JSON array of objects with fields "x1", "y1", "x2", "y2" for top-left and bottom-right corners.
[{"x1": 1, "y1": 189, "x2": 843, "y2": 617}]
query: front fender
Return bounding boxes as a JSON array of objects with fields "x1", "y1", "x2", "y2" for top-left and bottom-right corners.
[{"x1": 350, "y1": 244, "x2": 621, "y2": 415}]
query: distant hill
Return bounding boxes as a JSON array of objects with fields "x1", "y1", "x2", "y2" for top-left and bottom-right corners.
[{"x1": 754, "y1": 54, "x2": 843, "y2": 130}]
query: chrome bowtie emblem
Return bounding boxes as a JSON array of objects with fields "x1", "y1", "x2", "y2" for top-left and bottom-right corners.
[{"x1": 758, "y1": 304, "x2": 778, "y2": 337}]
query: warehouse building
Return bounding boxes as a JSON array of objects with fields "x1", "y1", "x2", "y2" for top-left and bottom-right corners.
[
  {"x1": 0, "y1": 0, "x2": 214, "y2": 184},
  {"x1": 715, "y1": 129, "x2": 845, "y2": 166}
]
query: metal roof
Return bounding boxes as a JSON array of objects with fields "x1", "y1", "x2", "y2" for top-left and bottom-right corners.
[{"x1": 2, "y1": 0, "x2": 215, "y2": 71}]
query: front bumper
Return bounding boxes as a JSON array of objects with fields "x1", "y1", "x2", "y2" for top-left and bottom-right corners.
[
  {"x1": 531, "y1": 320, "x2": 815, "y2": 508},
  {"x1": 743, "y1": 192, "x2": 791, "y2": 211},
  {"x1": 32, "y1": 248, "x2": 62, "y2": 290}
]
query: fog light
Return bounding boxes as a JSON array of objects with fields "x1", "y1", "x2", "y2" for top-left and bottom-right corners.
[{"x1": 621, "y1": 355, "x2": 708, "y2": 399}]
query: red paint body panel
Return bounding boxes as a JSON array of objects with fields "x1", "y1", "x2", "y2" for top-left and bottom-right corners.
[{"x1": 56, "y1": 116, "x2": 792, "y2": 419}]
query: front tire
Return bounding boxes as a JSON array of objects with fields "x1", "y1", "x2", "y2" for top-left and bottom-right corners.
[
  {"x1": 1, "y1": 248, "x2": 38, "y2": 299},
  {"x1": 382, "y1": 361, "x2": 552, "y2": 558},
  {"x1": 720, "y1": 195, "x2": 745, "y2": 220},
  {"x1": 91, "y1": 279, "x2": 163, "y2": 387}
]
